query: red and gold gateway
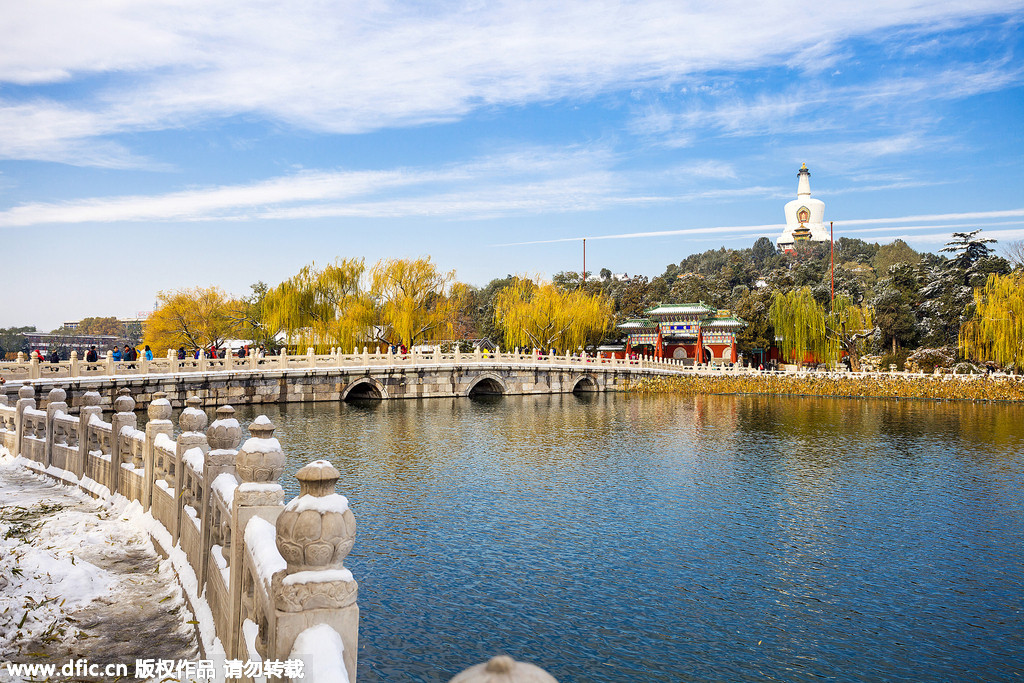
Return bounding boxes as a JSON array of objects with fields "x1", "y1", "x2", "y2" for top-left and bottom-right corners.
[{"x1": 614, "y1": 303, "x2": 745, "y2": 364}]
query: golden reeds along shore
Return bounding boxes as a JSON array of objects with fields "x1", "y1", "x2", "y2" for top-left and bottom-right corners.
[{"x1": 624, "y1": 373, "x2": 1024, "y2": 402}]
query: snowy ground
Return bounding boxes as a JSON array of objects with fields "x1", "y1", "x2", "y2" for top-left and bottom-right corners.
[{"x1": 0, "y1": 453, "x2": 199, "y2": 682}]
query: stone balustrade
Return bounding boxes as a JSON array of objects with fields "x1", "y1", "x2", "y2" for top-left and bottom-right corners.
[
  {"x1": 0, "y1": 386, "x2": 561, "y2": 682},
  {"x1": 0, "y1": 386, "x2": 358, "y2": 682},
  {"x1": 1, "y1": 346, "x2": 696, "y2": 382}
]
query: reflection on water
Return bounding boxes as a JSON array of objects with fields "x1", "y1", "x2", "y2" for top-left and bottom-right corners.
[{"x1": 229, "y1": 395, "x2": 1024, "y2": 682}]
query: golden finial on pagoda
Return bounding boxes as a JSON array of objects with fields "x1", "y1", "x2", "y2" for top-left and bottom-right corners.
[{"x1": 801, "y1": 162, "x2": 807, "y2": 170}]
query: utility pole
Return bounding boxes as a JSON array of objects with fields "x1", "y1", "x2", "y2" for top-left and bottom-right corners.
[
  {"x1": 582, "y1": 238, "x2": 586, "y2": 289},
  {"x1": 830, "y1": 221, "x2": 835, "y2": 304}
]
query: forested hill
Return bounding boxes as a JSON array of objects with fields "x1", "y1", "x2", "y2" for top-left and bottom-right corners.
[{"x1": 492, "y1": 232, "x2": 1015, "y2": 367}]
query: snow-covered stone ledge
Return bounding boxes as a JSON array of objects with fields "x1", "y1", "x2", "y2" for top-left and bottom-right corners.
[{"x1": 0, "y1": 386, "x2": 357, "y2": 682}]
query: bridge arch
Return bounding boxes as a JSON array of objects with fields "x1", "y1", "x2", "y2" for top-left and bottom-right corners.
[
  {"x1": 571, "y1": 373, "x2": 602, "y2": 393},
  {"x1": 465, "y1": 372, "x2": 509, "y2": 397},
  {"x1": 342, "y1": 377, "x2": 389, "y2": 401}
]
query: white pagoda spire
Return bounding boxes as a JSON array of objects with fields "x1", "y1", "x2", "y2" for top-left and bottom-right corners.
[
  {"x1": 797, "y1": 162, "x2": 811, "y2": 197},
  {"x1": 777, "y1": 163, "x2": 828, "y2": 251}
]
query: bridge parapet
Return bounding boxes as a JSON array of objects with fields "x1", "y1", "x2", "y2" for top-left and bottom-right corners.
[{"x1": 2, "y1": 346, "x2": 706, "y2": 381}]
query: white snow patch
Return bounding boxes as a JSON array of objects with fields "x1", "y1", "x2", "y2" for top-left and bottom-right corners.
[
  {"x1": 154, "y1": 432, "x2": 176, "y2": 452},
  {"x1": 211, "y1": 473, "x2": 238, "y2": 508},
  {"x1": 183, "y1": 446, "x2": 205, "y2": 472},
  {"x1": 252, "y1": 415, "x2": 272, "y2": 426},
  {"x1": 285, "y1": 493, "x2": 350, "y2": 515},
  {"x1": 244, "y1": 517, "x2": 286, "y2": 588},
  {"x1": 240, "y1": 436, "x2": 280, "y2": 454},
  {"x1": 290, "y1": 624, "x2": 349, "y2": 683},
  {"x1": 242, "y1": 618, "x2": 263, "y2": 664},
  {"x1": 282, "y1": 568, "x2": 354, "y2": 586}
]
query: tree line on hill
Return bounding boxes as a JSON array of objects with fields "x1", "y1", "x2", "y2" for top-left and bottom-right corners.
[{"x1": 3, "y1": 232, "x2": 1022, "y2": 370}]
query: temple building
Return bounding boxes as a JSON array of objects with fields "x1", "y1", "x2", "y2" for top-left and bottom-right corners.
[
  {"x1": 613, "y1": 303, "x2": 745, "y2": 364},
  {"x1": 777, "y1": 163, "x2": 829, "y2": 252}
]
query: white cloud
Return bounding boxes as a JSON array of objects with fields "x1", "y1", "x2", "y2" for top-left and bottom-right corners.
[
  {"x1": 495, "y1": 209, "x2": 1024, "y2": 246},
  {"x1": 2, "y1": 0, "x2": 1022, "y2": 165}
]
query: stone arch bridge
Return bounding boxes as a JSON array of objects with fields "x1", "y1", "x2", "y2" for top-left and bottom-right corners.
[{"x1": 0, "y1": 348, "x2": 692, "y2": 411}]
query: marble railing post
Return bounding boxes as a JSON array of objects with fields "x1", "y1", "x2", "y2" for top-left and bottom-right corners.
[
  {"x1": 201, "y1": 405, "x2": 241, "y2": 593},
  {"x1": 76, "y1": 391, "x2": 103, "y2": 482},
  {"x1": 69, "y1": 351, "x2": 80, "y2": 377},
  {"x1": 175, "y1": 396, "x2": 210, "y2": 544},
  {"x1": 105, "y1": 350, "x2": 115, "y2": 376},
  {"x1": 143, "y1": 392, "x2": 174, "y2": 511},
  {"x1": 14, "y1": 385, "x2": 36, "y2": 457},
  {"x1": 29, "y1": 356, "x2": 40, "y2": 380},
  {"x1": 229, "y1": 416, "x2": 286, "y2": 658},
  {"x1": 44, "y1": 388, "x2": 69, "y2": 468},
  {"x1": 274, "y1": 460, "x2": 358, "y2": 681},
  {"x1": 109, "y1": 389, "x2": 137, "y2": 497},
  {"x1": 448, "y1": 656, "x2": 557, "y2": 683},
  {"x1": 279, "y1": 349, "x2": 288, "y2": 370},
  {"x1": 307, "y1": 347, "x2": 316, "y2": 368}
]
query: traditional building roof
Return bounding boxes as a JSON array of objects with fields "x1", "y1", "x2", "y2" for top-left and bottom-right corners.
[
  {"x1": 644, "y1": 302, "x2": 716, "y2": 318},
  {"x1": 617, "y1": 318, "x2": 656, "y2": 330},
  {"x1": 702, "y1": 317, "x2": 746, "y2": 329}
]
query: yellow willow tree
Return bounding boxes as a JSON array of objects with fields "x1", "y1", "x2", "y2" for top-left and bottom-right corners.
[
  {"x1": 262, "y1": 259, "x2": 373, "y2": 352},
  {"x1": 825, "y1": 294, "x2": 875, "y2": 371},
  {"x1": 769, "y1": 287, "x2": 826, "y2": 368},
  {"x1": 960, "y1": 272, "x2": 1024, "y2": 368},
  {"x1": 492, "y1": 279, "x2": 613, "y2": 352},
  {"x1": 145, "y1": 286, "x2": 245, "y2": 354},
  {"x1": 370, "y1": 257, "x2": 465, "y2": 348}
]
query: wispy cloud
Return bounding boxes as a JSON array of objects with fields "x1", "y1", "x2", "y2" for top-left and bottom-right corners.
[
  {"x1": 495, "y1": 209, "x2": 1024, "y2": 246},
  {"x1": 3, "y1": 0, "x2": 1022, "y2": 166}
]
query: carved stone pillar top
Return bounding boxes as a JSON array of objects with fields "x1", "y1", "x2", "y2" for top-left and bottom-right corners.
[
  {"x1": 236, "y1": 416, "x2": 284, "y2": 483},
  {"x1": 148, "y1": 391, "x2": 173, "y2": 422},
  {"x1": 448, "y1": 656, "x2": 559, "y2": 683},
  {"x1": 206, "y1": 405, "x2": 241, "y2": 451},
  {"x1": 47, "y1": 387, "x2": 67, "y2": 404},
  {"x1": 275, "y1": 460, "x2": 354, "y2": 574},
  {"x1": 81, "y1": 391, "x2": 101, "y2": 407},
  {"x1": 180, "y1": 396, "x2": 208, "y2": 433},
  {"x1": 18, "y1": 385, "x2": 35, "y2": 400},
  {"x1": 113, "y1": 389, "x2": 136, "y2": 414}
]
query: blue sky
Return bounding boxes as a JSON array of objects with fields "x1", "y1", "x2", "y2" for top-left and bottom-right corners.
[{"x1": 2, "y1": 0, "x2": 1022, "y2": 329}]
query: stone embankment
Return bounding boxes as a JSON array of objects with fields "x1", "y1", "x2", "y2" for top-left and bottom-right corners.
[
  {"x1": 626, "y1": 372, "x2": 1024, "y2": 402},
  {"x1": 0, "y1": 455, "x2": 199, "y2": 680}
]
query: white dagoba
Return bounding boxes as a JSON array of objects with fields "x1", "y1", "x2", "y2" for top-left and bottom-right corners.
[{"x1": 777, "y1": 163, "x2": 829, "y2": 250}]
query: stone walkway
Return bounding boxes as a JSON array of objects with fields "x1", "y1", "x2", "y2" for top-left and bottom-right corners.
[{"x1": 0, "y1": 458, "x2": 198, "y2": 681}]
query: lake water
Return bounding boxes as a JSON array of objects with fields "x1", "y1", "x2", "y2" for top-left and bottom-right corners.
[{"x1": 231, "y1": 394, "x2": 1024, "y2": 682}]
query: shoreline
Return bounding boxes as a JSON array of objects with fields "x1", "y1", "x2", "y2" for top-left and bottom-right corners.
[{"x1": 624, "y1": 373, "x2": 1024, "y2": 403}]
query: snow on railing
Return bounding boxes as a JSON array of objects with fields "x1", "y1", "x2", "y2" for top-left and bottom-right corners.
[{"x1": 0, "y1": 386, "x2": 356, "y2": 680}]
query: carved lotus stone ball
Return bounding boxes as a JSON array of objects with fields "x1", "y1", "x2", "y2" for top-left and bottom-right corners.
[
  {"x1": 206, "y1": 405, "x2": 241, "y2": 450},
  {"x1": 180, "y1": 396, "x2": 209, "y2": 432},
  {"x1": 276, "y1": 506, "x2": 355, "y2": 573},
  {"x1": 113, "y1": 391, "x2": 135, "y2": 413},
  {"x1": 448, "y1": 656, "x2": 559, "y2": 683},
  {"x1": 82, "y1": 391, "x2": 101, "y2": 406},
  {"x1": 18, "y1": 385, "x2": 35, "y2": 399},
  {"x1": 236, "y1": 416, "x2": 284, "y2": 483},
  {"x1": 148, "y1": 393, "x2": 172, "y2": 421},
  {"x1": 275, "y1": 460, "x2": 356, "y2": 573},
  {"x1": 47, "y1": 387, "x2": 67, "y2": 403}
]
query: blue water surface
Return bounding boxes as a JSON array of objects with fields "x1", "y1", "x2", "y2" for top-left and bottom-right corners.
[{"x1": 233, "y1": 394, "x2": 1024, "y2": 682}]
